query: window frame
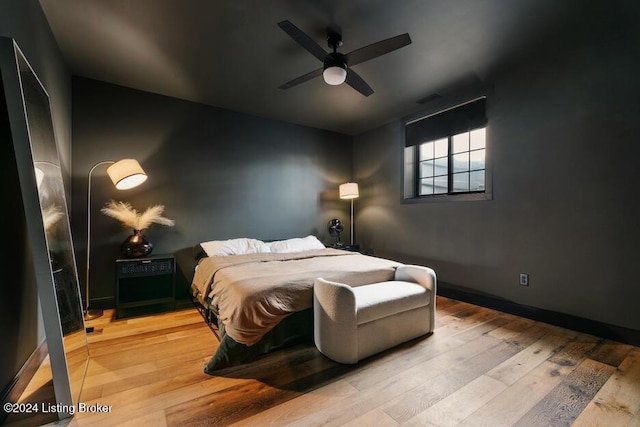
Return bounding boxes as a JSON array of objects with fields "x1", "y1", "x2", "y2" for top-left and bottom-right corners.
[{"x1": 401, "y1": 91, "x2": 492, "y2": 204}]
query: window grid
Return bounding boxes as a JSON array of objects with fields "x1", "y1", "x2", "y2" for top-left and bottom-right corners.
[{"x1": 415, "y1": 128, "x2": 486, "y2": 196}]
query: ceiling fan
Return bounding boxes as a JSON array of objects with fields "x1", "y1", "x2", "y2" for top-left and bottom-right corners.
[{"x1": 277, "y1": 20, "x2": 412, "y2": 97}]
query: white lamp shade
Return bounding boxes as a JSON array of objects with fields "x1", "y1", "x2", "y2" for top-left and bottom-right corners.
[
  {"x1": 323, "y1": 66, "x2": 347, "y2": 85},
  {"x1": 339, "y1": 182, "x2": 359, "y2": 199},
  {"x1": 106, "y1": 159, "x2": 147, "y2": 190}
]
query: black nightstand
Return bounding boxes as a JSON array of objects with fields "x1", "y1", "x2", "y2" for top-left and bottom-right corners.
[{"x1": 115, "y1": 254, "x2": 175, "y2": 319}]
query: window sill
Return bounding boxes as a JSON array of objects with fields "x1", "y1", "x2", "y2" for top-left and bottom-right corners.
[{"x1": 401, "y1": 191, "x2": 492, "y2": 204}]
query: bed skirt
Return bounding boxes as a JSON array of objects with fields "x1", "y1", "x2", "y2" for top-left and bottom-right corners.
[{"x1": 201, "y1": 307, "x2": 313, "y2": 374}]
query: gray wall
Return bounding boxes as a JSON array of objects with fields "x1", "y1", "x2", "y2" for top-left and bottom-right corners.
[
  {"x1": 0, "y1": 0, "x2": 71, "y2": 187},
  {"x1": 0, "y1": 0, "x2": 71, "y2": 403},
  {"x1": 71, "y1": 77, "x2": 353, "y2": 307},
  {"x1": 354, "y1": 18, "x2": 640, "y2": 332}
]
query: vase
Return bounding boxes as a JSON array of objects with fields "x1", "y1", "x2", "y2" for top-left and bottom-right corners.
[{"x1": 120, "y1": 229, "x2": 153, "y2": 258}]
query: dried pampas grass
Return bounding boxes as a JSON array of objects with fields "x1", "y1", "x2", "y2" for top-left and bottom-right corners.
[
  {"x1": 101, "y1": 200, "x2": 175, "y2": 231},
  {"x1": 42, "y1": 205, "x2": 64, "y2": 232}
]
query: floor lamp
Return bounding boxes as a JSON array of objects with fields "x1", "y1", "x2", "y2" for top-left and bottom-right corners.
[
  {"x1": 85, "y1": 159, "x2": 147, "y2": 320},
  {"x1": 339, "y1": 182, "x2": 359, "y2": 245}
]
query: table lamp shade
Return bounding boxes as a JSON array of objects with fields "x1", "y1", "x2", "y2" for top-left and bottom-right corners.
[{"x1": 106, "y1": 159, "x2": 147, "y2": 190}]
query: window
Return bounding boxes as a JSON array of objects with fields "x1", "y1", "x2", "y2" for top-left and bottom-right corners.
[
  {"x1": 404, "y1": 97, "x2": 489, "y2": 200},
  {"x1": 417, "y1": 128, "x2": 486, "y2": 195}
]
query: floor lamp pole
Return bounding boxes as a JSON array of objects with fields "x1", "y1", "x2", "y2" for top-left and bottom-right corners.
[
  {"x1": 350, "y1": 199, "x2": 354, "y2": 245},
  {"x1": 339, "y1": 182, "x2": 359, "y2": 247},
  {"x1": 85, "y1": 161, "x2": 114, "y2": 320}
]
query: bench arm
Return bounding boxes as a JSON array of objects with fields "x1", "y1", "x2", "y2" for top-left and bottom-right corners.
[
  {"x1": 395, "y1": 265, "x2": 437, "y2": 333},
  {"x1": 313, "y1": 278, "x2": 358, "y2": 363}
]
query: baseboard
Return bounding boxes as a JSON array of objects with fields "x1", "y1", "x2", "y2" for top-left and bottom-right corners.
[
  {"x1": 439, "y1": 283, "x2": 640, "y2": 347},
  {"x1": 0, "y1": 340, "x2": 48, "y2": 424}
]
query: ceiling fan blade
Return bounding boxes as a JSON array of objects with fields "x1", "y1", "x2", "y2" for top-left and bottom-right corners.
[
  {"x1": 279, "y1": 68, "x2": 323, "y2": 90},
  {"x1": 278, "y1": 20, "x2": 328, "y2": 63},
  {"x1": 345, "y1": 33, "x2": 412, "y2": 66},
  {"x1": 345, "y1": 69, "x2": 374, "y2": 97}
]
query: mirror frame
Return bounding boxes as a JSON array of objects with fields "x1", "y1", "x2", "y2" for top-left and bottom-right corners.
[{"x1": 0, "y1": 37, "x2": 88, "y2": 419}]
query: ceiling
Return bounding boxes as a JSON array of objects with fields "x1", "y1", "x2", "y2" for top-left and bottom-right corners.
[{"x1": 38, "y1": 0, "x2": 631, "y2": 136}]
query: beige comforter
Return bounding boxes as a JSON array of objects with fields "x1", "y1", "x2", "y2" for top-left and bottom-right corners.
[{"x1": 191, "y1": 248, "x2": 402, "y2": 345}]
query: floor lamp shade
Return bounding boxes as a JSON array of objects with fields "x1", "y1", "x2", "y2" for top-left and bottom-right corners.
[
  {"x1": 339, "y1": 182, "x2": 359, "y2": 245},
  {"x1": 85, "y1": 158, "x2": 147, "y2": 320},
  {"x1": 106, "y1": 159, "x2": 147, "y2": 190}
]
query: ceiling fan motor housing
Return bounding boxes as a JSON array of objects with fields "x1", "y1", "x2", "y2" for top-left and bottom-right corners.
[
  {"x1": 326, "y1": 26, "x2": 343, "y2": 50},
  {"x1": 324, "y1": 52, "x2": 347, "y2": 71}
]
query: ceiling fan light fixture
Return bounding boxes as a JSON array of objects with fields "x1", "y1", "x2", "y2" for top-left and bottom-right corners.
[{"x1": 323, "y1": 65, "x2": 347, "y2": 85}]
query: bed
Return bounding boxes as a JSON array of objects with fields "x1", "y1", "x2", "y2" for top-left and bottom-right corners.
[{"x1": 175, "y1": 236, "x2": 403, "y2": 374}]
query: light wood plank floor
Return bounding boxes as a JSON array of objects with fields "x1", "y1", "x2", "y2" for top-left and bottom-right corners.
[{"x1": 8, "y1": 297, "x2": 640, "y2": 426}]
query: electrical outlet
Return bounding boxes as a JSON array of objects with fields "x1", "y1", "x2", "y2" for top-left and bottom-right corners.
[{"x1": 519, "y1": 273, "x2": 529, "y2": 286}]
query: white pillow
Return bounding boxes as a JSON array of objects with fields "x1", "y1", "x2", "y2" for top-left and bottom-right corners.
[
  {"x1": 200, "y1": 238, "x2": 271, "y2": 257},
  {"x1": 267, "y1": 235, "x2": 325, "y2": 253}
]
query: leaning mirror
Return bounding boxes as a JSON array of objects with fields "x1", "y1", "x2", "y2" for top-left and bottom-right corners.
[{"x1": 1, "y1": 38, "x2": 89, "y2": 420}]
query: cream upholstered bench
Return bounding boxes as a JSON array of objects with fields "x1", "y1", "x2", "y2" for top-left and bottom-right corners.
[{"x1": 313, "y1": 265, "x2": 436, "y2": 364}]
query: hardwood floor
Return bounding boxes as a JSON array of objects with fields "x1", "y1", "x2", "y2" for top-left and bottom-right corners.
[{"x1": 10, "y1": 297, "x2": 640, "y2": 426}]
